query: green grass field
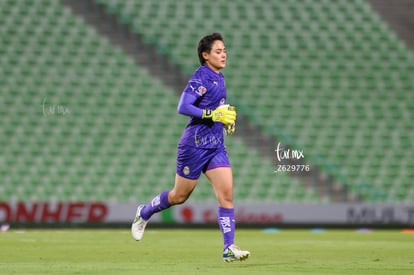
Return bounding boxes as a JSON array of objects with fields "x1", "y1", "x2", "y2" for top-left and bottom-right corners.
[{"x1": 1, "y1": 228, "x2": 413, "y2": 274}]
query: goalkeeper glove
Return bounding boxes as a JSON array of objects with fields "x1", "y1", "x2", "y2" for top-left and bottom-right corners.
[
  {"x1": 202, "y1": 104, "x2": 236, "y2": 125},
  {"x1": 224, "y1": 122, "x2": 236, "y2": 136}
]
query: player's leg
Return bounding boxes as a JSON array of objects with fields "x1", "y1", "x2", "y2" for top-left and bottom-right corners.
[
  {"x1": 205, "y1": 167, "x2": 235, "y2": 248},
  {"x1": 141, "y1": 173, "x2": 198, "y2": 219},
  {"x1": 168, "y1": 174, "x2": 198, "y2": 205},
  {"x1": 205, "y1": 149, "x2": 250, "y2": 262},
  {"x1": 131, "y1": 174, "x2": 197, "y2": 241},
  {"x1": 140, "y1": 174, "x2": 197, "y2": 220},
  {"x1": 205, "y1": 166, "x2": 233, "y2": 208},
  {"x1": 132, "y1": 145, "x2": 202, "y2": 241}
]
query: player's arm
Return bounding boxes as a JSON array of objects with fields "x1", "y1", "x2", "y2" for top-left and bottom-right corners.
[
  {"x1": 177, "y1": 92, "x2": 203, "y2": 118},
  {"x1": 177, "y1": 93, "x2": 236, "y2": 125}
]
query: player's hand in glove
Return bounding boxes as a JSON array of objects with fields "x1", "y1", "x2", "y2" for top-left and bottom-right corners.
[
  {"x1": 202, "y1": 104, "x2": 236, "y2": 125},
  {"x1": 224, "y1": 122, "x2": 236, "y2": 136}
]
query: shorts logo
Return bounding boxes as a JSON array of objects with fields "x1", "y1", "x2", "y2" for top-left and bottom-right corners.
[
  {"x1": 196, "y1": 86, "x2": 207, "y2": 96},
  {"x1": 183, "y1": 166, "x2": 190, "y2": 175}
]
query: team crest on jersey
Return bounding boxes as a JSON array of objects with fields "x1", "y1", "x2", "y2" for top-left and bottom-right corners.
[
  {"x1": 196, "y1": 86, "x2": 207, "y2": 96},
  {"x1": 183, "y1": 166, "x2": 190, "y2": 175}
]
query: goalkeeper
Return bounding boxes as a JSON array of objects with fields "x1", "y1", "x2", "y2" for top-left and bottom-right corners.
[{"x1": 131, "y1": 32, "x2": 250, "y2": 262}]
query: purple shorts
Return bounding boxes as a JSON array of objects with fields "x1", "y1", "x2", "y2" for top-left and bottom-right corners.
[{"x1": 176, "y1": 145, "x2": 231, "y2": 179}]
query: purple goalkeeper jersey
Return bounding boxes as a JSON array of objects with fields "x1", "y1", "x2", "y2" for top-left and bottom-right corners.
[{"x1": 178, "y1": 65, "x2": 227, "y2": 148}]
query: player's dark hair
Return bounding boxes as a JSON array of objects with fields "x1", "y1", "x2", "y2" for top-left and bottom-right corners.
[{"x1": 197, "y1": 32, "x2": 224, "y2": 65}]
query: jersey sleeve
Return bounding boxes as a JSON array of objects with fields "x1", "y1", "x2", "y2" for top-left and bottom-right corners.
[{"x1": 177, "y1": 92, "x2": 203, "y2": 118}]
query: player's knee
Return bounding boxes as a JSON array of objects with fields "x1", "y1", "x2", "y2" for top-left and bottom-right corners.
[
  {"x1": 170, "y1": 196, "x2": 187, "y2": 205},
  {"x1": 218, "y1": 192, "x2": 233, "y2": 207},
  {"x1": 169, "y1": 192, "x2": 190, "y2": 205}
]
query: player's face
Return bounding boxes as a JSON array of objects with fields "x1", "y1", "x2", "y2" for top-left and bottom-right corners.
[{"x1": 203, "y1": 40, "x2": 226, "y2": 72}]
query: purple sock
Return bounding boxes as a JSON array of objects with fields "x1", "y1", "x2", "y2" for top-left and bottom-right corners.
[
  {"x1": 140, "y1": 190, "x2": 171, "y2": 220},
  {"x1": 218, "y1": 207, "x2": 235, "y2": 250}
]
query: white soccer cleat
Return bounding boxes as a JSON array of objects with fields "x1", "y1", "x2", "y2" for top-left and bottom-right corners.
[
  {"x1": 222, "y1": 244, "x2": 250, "y2": 262},
  {"x1": 131, "y1": 205, "x2": 148, "y2": 241}
]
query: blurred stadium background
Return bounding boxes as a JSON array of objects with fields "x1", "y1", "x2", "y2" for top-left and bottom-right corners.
[{"x1": 0, "y1": 0, "x2": 413, "y2": 226}]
